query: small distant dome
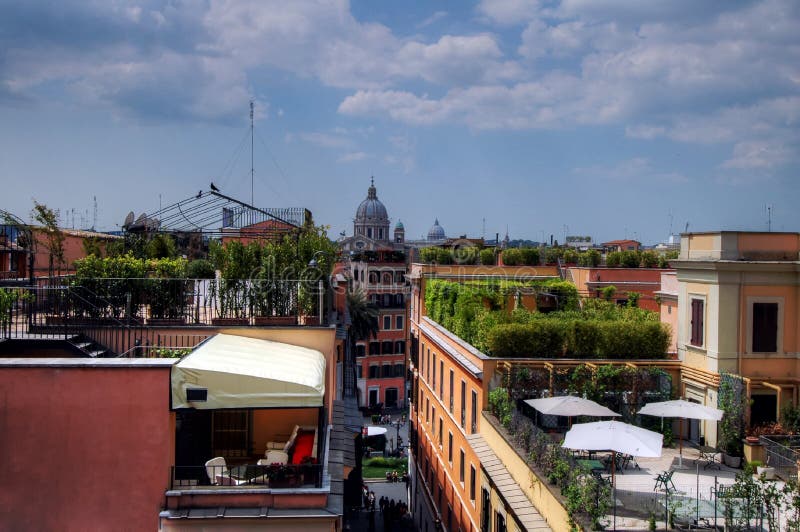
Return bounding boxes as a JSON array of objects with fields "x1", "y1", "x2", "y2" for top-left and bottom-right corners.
[
  {"x1": 427, "y1": 218, "x2": 445, "y2": 241},
  {"x1": 395, "y1": 220, "x2": 404, "y2": 230},
  {"x1": 355, "y1": 179, "x2": 388, "y2": 222}
]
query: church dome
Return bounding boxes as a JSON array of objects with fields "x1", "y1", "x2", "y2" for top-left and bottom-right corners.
[
  {"x1": 427, "y1": 219, "x2": 445, "y2": 241},
  {"x1": 395, "y1": 220, "x2": 404, "y2": 229},
  {"x1": 355, "y1": 180, "x2": 388, "y2": 222}
]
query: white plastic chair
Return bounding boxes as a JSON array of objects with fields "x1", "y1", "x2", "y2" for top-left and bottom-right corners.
[{"x1": 205, "y1": 456, "x2": 228, "y2": 485}]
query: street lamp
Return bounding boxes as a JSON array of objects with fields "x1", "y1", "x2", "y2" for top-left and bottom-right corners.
[{"x1": 308, "y1": 251, "x2": 333, "y2": 324}]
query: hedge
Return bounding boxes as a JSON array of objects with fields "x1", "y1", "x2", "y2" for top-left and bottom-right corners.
[{"x1": 487, "y1": 319, "x2": 669, "y2": 358}]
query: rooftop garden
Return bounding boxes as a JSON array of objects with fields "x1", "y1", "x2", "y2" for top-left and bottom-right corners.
[
  {"x1": 425, "y1": 279, "x2": 670, "y2": 358},
  {"x1": 417, "y1": 245, "x2": 678, "y2": 267}
]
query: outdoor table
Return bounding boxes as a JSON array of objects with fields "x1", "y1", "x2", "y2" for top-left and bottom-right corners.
[
  {"x1": 228, "y1": 464, "x2": 269, "y2": 482},
  {"x1": 577, "y1": 459, "x2": 605, "y2": 472},
  {"x1": 698, "y1": 446, "x2": 720, "y2": 470}
]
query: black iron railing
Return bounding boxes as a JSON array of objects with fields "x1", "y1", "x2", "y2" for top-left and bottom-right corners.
[
  {"x1": 761, "y1": 434, "x2": 800, "y2": 481},
  {"x1": 172, "y1": 462, "x2": 323, "y2": 490}
]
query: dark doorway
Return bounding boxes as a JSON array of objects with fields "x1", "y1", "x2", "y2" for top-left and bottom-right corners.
[
  {"x1": 369, "y1": 388, "x2": 379, "y2": 406},
  {"x1": 175, "y1": 409, "x2": 213, "y2": 483},
  {"x1": 385, "y1": 388, "x2": 398, "y2": 409},
  {"x1": 751, "y1": 395, "x2": 778, "y2": 427}
]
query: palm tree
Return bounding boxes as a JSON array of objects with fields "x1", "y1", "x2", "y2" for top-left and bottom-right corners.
[{"x1": 345, "y1": 289, "x2": 379, "y2": 399}]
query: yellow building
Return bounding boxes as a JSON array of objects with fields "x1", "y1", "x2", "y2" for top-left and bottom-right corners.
[
  {"x1": 407, "y1": 263, "x2": 560, "y2": 532},
  {"x1": 673, "y1": 231, "x2": 800, "y2": 443}
]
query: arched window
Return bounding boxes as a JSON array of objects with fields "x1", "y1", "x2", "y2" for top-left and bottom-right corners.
[{"x1": 383, "y1": 272, "x2": 392, "y2": 285}]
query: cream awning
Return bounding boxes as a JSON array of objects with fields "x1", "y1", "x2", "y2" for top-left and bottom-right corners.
[{"x1": 171, "y1": 333, "x2": 326, "y2": 409}]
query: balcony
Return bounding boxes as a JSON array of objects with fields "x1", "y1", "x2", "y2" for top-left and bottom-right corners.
[{"x1": 162, "y1": 334, "x2": 335, "y2": 520}]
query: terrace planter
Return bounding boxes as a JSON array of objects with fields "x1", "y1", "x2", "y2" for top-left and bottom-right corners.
[
  {"x1": 723, "y1": 453, "x2": 742, "y2": 468},
  {"x1": 211, "y1": 317, "x2": 249, "y2": 326},
  {"x1": 269, "y1": 475, "x2": 300, "y2": 489},
  {"x1": 756, "y1": 466, "x2": 776, "y2": 480},
  {"x1": 254, "y1": 316, "x2": 296, "y2": 326},
  {"x1": 148, "y1": 318, "x2": 185, "y2": 326},
  {"x1": 301, "y1": 316, "x2": 320, "y2": 326}
]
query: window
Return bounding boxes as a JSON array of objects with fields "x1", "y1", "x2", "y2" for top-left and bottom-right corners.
[
  {"x1": 426, "y1": 398, "x2": 430, "y2": 423},
  {"x1": 433, "y1": 354, "x2": 437, "y2": 389},
  {"x1": 395, "y1": 293, "x2": 404, "y2": 306},
  {"x1": 438, "y1": 417, "x2": 443, "y2": 445},
  {"x1": 449, "y1": 369, "x2": 454, "y2": 413},
  {"x1": 382, "y1": 340, "x2": 393, "y2": 354},
  {"x1": 448, "y1": 432, "x2": 453, "y2": 463},
  {"x1": 382, "y1": 364, "x2": 392, "y2": 378},
  {"x1": 396, "y1": 315, "x2": 404, "y2": 330},
  {"x1": 370, "y1": 342, "x2": 380, "y2": 355},
  {"x1": 439, "y1": 361, "x2": 444, "y2": 399},
  {"x1": 383, "y1": 315, "x2": 391, "y2": 330},
  {"x1": 471, "y1": 390, "x2": 478, "y2": 434},
  {"x1": 431, "y1": 406, "x2": 435, "y2": 428},
  {"x1": 690, "y1": 298, "x2": 704, "y2": 347},
  {"x1": 212, "y1": 409, "x2": 250, "y2": 458},
  {"x1": 395, "y1": 340, "x2": 405, "y2": 354},
  {"x1": 496, "y1": 512, "x2": 506, "y2": 532},
  {"x1": 394, "y1": 363, "x2": 404, "y2": 377},
  {"x1": 481, "y1": 489, "x2": 491, "y2": 532},
  {"x1": 356, "y1": 344, "x2": 366, "y2": 357},
  {"x1": 461, "y1": 381, "x2": 466, "y2": 428},
  {"x1": 427, "y1": 349, "x2": 431, "y2": 381},
  {"x1": 369, "y1": 365, "x2": 379, "y2": 378},
  {"x1": 753, "y1": 302, "x2": 779, "y2": 353},
  {"x1": 470, "y1": 465, "x2": 476, "y2": 501},
  {"x1": 357, "y1": 364, "x2": 363, "y2": 379},
  {"x1": 459, "y1": 449, "x2": 465, "y2": 483},
  {"x1": 367, "y1": 228, "x2": 372, "y2": 239}
]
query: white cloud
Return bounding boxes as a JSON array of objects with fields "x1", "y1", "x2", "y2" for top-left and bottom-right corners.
[
  {"x1": 338, "y1": 151, "x2": 369, "y2": 162},
  {"x1": 417, "y1": 11, "x2": 447, "y2": 29},
  {"x1": 722, "y1": 140, "x2": 791, "y2": 170},
  {"x1": 291, "y1": 131, "x2": 354, "y2": 149},
  {"x1": 574, "y1": 157, "x2": 688, "y2": 183},
  {"x1": 476, "y1": 0, "x2": 540, "y2": 25}
]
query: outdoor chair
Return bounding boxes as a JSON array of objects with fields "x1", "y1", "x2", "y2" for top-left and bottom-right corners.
[
  {"x1": 205, "y1": 456, "x2": 228, "y2": 485},
  {"x1": 654, "y1": 469, "x2": 676, "y2": 493}
]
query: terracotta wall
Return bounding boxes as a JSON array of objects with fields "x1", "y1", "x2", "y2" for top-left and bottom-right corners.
[
  {"x1": 0, "y1": 363, "x2": 174, "y2": 531},
  {"x1": 416, "y1": 326, "x2": 485, "y2": 531}
]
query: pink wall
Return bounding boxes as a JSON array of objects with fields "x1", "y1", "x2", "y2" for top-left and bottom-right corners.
[{"x1": 0, "y1": 363, "x2": 175, "y2": 531}]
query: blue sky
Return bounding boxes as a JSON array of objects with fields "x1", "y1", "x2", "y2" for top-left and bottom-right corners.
[{"x1": 1, "y1": 0, "x2": 798, "y2": 244}]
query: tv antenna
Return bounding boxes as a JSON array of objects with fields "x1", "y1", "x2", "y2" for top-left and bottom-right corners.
[
  {"x1": 250, "y1": 100, "x2": 255, "y2": 206},
  {"x1": 765, "y1": 204, "x2": 773, "y2": 232}
]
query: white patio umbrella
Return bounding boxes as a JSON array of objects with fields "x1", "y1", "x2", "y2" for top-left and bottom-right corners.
[
  {"x1": 563, "y1": 420, "x2": 664, "y2": 531},
  {"x1": 638, "y1": 399, "x2": 723, "y2": 467},
  {"x1": 366, "y1": 426, "x2": 388, "y2": 436},
  {"x1": 524, "y1": 396, "x2": 621, "y2": 418}
]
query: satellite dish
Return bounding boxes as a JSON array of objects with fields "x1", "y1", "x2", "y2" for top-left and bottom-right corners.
[
  {"x1": 135, "y1": 213, "x2": 147, "y2": 224},
  {"x1": 123, "y1": 211, "x2": 134, "y2": 228}
]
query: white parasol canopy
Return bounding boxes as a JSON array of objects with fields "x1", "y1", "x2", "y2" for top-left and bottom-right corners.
[
  {"x1": 638, "y1": 399, "x2": 723, "y2": 467},
  {"x1": 366, "y1": 426, "x2": 388, "y2": 436},
  {"x1": 525, "y1": 396, "x2": 621, "y2": 418},
  {"x1": 562, "y1": 420, "x2": 663, "y2": 458},
  {"x1": 638, "y1": 399, "x2": 723, "y2": 421}
]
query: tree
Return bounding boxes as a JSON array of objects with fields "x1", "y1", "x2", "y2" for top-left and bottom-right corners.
[
  {"x1": 32, "y1": 201, "x2": 65, "y2": 277},
  {"x1": 347, "y1": 289, "x2": 380, "y2": 345},
  {"x1": 346, "y1": 289, "x2": 379, "y2": 394}
]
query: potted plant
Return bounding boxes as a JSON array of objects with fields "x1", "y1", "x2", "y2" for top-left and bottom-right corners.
[
  {"x1": 265, "y1": 462, "x2": 297, "y2": 488},
  {"x1": 300, "y1": 455, "x2": 319, "y2": 485},
  {"x1": 718, "y1": 373, "x2": 746, "y2": 468}
]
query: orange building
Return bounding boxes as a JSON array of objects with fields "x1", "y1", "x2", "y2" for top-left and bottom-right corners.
[
  {"x1": 408, "y1": 263, "x2": 560, "y2": 532},
  {"x1": 351, "y1": 249, "x2": 409, "y2": 410},
  {"x1": 567, "y1": 266, "x2": 671, "y2": 311},
  {"x1": 0, "y1": 326, "x2": 353, "y2": 531},
  {"x1": 0, "y1": 224, "x2": 119, "y2": 280},
  {"x1": 601, "y1": 239, "x2": 641, "y2": 252}
]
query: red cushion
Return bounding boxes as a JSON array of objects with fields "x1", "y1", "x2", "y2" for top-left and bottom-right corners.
[{"x1": 291, "y1": 432, "x2": 314, "y2": 464}]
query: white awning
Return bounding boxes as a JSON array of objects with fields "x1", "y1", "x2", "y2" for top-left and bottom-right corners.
[{"x1": 171, "y1": 334, "x2": 326, "y2": 410}]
